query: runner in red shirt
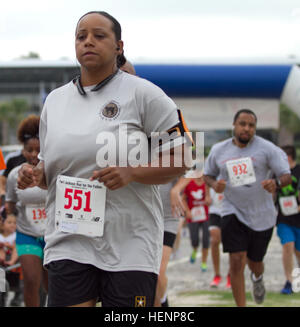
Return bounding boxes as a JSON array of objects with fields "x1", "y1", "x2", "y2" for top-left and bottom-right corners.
[{"x1": 183, "y1": 176, "x2": 211, "y2": 271}]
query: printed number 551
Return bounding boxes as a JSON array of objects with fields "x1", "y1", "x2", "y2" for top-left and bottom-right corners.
[{"x1": 64, "y1": 188, "x2": 92, "y2": 212}]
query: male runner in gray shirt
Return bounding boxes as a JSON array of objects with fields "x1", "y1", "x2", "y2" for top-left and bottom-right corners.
[{"x1": 204, "y1": 109, "x2": 291, "y2": 307}]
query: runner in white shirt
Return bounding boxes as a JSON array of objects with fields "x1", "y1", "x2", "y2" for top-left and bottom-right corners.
[
  {"x1": 155, "y1": 180, "x2": 180, "y2": 307},
  {"x1": 204, "y1": 109, "x2": 291, "y2": 307},
  {"x1": 208, "y1": 187, "x2": 231, "y2": 288},
  {"x1": 6, "y1": 115, "x2": 48, "y2": 307},
  {"x1": 17, "y1": 11, "x2": 190, "y2": 307}
]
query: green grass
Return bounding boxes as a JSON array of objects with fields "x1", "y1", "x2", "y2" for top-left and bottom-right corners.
[{"x1": 174, "y1": 289, "x2": 300, "y2": 307}]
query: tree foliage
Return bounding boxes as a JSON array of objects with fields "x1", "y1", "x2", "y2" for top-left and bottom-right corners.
[
  {"x1": 280, "y1": 103, "x2": 300, "y2": 134},
  {"x1": 0, "y1": 99, "x2": 30, "y2": 144},
  {"x1": 19, "y1": 51, "x2": 40, "y2": 59},
  {"x1": 0, "y1": 99, "x2": 29, "y2": 128}
]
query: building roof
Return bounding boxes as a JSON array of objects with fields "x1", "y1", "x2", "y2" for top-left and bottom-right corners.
[{"x1": 0, "y1": 59, "x2": 294, "y2": 98}]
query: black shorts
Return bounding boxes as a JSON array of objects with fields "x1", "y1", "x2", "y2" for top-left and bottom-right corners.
[
  {"x1": 221, "y1": 214, "x2": 273, "y2": 262},
  {"x1": 209, "y1": 213, "x2": 222, "y2": 229},
  {"x1": 163, "y1": 231, "x2": 176, "y2": 248},
  {"x1": 46, "y1": 260, "x2": 157, "y2": 307}
]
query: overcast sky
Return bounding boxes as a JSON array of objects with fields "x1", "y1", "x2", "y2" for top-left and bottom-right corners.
[{"x1": 1, "y1": 0, "x2": 300, "y2": 63}]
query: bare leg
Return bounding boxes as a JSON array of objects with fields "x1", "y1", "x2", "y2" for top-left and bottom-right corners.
[
  {"x1": 230, "y1": 251, "x2": 247, "y2": 307},
  {"x1": 154, "y1": 245, "x2": 173, "y2": 307},
  {"x1": 210, "y1": 228, "x2": 221, "y2": 276},
  {"x1": 281, "y1": 242, "x2": 295, "y2": 282},
  {"x1": 69, "y1": 299, "x2": 97, "y2": 307},
  {"x1": 172, "y1": 218, "x2": 184, "y2": 255},
  {"x1": 202, "y1": 248, "x2": 209, "y2": 264},
  {"x1": 247, "y1": 258, "x2": 264, "y2": 279},
  {"x1": 20, "y1": 255, "x2": 43, "y2": 307}
]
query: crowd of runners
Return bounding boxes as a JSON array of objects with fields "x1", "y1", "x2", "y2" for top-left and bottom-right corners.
[{"x1": 1, "y1": 10, "x2": 300, "y2": 308}]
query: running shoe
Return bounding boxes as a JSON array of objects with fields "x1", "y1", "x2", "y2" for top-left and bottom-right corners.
[
  {"x1": 280, "y1": 281, "x2": 293, "y2": 295},
  {"x1": 161, "y1": 297, "x2": 169, "y2": 307},
  {"x1": 201, "y1": 262, "x2": 207, "y2": 272},
  {"x1": 10, "y1": 291, "x2": 23, "y2": 307},
  {"x1": 210, "y1": 275, "x2": 222, "y2": 287},
  {"x1": 250, "y1": 273, "x2": 265, "y2": 304},
  {"x1": 190, "y1": 250, "x2": 197, "y2": 263},
  {"x1": 225, "y1": 274, "x2": 231, "y2": 289}
]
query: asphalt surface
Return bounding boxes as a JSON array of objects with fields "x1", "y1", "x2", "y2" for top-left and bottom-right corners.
[
  {"x1": 167, "y1": 225, "x2": 295, "y2": 306},
  {"x1": 3, "y1": 225, "x2": 296, "y2": 307}
]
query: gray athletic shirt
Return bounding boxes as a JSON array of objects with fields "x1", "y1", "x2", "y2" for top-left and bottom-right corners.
[
  {"x1": 38, "y1": 70, "x2": 181, "y2": 274},
  {"x1": 6, "y1": 165, "x2": 48, "y2": 237},
  {"x1": 159, "y1": 180, "x2": 180, "y2": 235},
  {"x1": 204, "y1": 136, "x2": 290, "y2": 231}
]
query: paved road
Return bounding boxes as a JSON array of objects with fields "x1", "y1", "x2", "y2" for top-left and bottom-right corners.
[
  {"x1": 167, "y1": 226, "x2": 293, "y2": 306},
  {"x1": 2, "y1": 226, "x2": 295, "y2": 307}
]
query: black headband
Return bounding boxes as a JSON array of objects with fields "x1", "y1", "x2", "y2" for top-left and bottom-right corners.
[
  {"x1": 23, "y1": 134, "x2": 39, "y2": 142},
  {"x1": 73, "y1": 70, "x2": 119, "y2": 96}
]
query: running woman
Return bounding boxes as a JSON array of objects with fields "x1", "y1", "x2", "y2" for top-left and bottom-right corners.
[
  {"x1": 276, "y1": 145, "x2": 300, "y2": 294},
  {"x1": 209, "y1": 187, "x2": 231, "y2": 288},
  {"x1": 155, "y1": 180, "x2": 181, "y2": 307},
  {"x1": 17, "y1": 11, "x2": 190, "y2": 307},
  {"x1": 6, "y1": 115, "x2": 48, "y2": 307},
  {"x1": 182, "y1": 176, "x2": 210, "y2": 271},
  {"x1": 204, "y1": 109, "x2": 291, "y2": 307}
]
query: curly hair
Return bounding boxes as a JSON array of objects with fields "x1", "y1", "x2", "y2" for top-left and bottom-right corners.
[{"x1": 17, "y1": 115, "x2": 40, "y2": 144}]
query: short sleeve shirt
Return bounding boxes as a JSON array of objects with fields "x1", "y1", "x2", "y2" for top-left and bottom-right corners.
[
  {"x1": 159, "y1": 179, "x2": 180, "y2": 235},
  {"x1": 204, "y1": 136, "x2": 290, "y2": 231},
  {"x1": 277, "y1": 164, "x2": 300, "y2": 228},
  {"x1": 183, "y1": 180, "x2": 209, "y2": 223},
  {"x1": 6, "y1": 165, "x2": 48, "y2": 237},
  {"x1": 39, "y1": 70, "x2": 182, "y2": 274},
  {"x1": 209, "y1": 187, "x2": 224, "y2": 216}
]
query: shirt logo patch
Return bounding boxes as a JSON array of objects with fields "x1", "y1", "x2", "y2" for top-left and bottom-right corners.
[
  {"x1": 135, "y1": 296, "x2": 146, "y2": 307},
  {"x1": 100, "y1": 101, "x2": 120, "y2": 120}
]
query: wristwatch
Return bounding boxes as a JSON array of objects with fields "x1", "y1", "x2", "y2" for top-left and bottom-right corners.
[{"x1": 275, "y1": 179, "x2": 281, "y2": 190}]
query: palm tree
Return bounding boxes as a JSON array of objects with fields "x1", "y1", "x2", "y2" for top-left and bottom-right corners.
[
  {"x1": 0, "y1": 99, "x2": 30, "y2": 145},
  {"x1": 278, "y1": 103, "x2": 300, "y2": 146}
]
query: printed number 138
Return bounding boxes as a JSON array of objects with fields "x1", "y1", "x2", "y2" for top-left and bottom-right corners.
[{"x1": 64, "y1": 188, "x2": 92, "y2": 212}]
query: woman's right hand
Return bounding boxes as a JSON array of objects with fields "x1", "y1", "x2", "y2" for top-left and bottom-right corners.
[
  {"x1": 170, "y1": 188, "x2": 186, "y2": 218},
  {"x1": 17, "y1": 163, "x2": 45, "y2": 190},
  {"x1": 185, "y1": 209, "x2": 192, "y2": 221}
]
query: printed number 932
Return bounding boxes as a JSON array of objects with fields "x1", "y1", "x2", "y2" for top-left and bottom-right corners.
[{"x1": 232, "y1": 163, "x2": 248, "y2": 176}]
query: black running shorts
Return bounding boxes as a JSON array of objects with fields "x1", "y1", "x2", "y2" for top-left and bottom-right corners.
[
  {"x1": 46, "y1": 259, "x2": 157, "y2": 307},
  {"x1": 221, "y1": 214, "x2": 273, "y2": 262},
  {"x1": 163, "y1": 231, "x2": 176, "y2": 248},
  {"x1": 209, "y1": 213, "x2": 222, "y2": 229}
]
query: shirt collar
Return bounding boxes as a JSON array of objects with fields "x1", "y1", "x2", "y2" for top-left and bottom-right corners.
[
  {"x1": 73, "y1": 69, "x2": 119, "y2": 96},
  {"x1": 232, "y1": 135, "x2": 255, "y2": 148}
]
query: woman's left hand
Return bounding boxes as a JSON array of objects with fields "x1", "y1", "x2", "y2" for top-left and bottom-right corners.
[{"x1": 90, "y1": 166, "x2": 134, "y2": 190}]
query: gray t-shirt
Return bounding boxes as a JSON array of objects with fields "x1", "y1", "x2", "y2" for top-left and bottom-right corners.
[
  {"x1": 39, "y1": 70, "x2": 181, "y2": 274},
  {"x1": 204, "y1": 136, "x2": 290, "y2": 231},
  {"x1": 6, "y1": 165, "x2": 48, "y2": 237},
  {"x1": 159, "y1": 180, "x2": 180, "y2": 235},
  {"x1": 209, "y1": 188, "x2": 223, "y2": 216}
]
